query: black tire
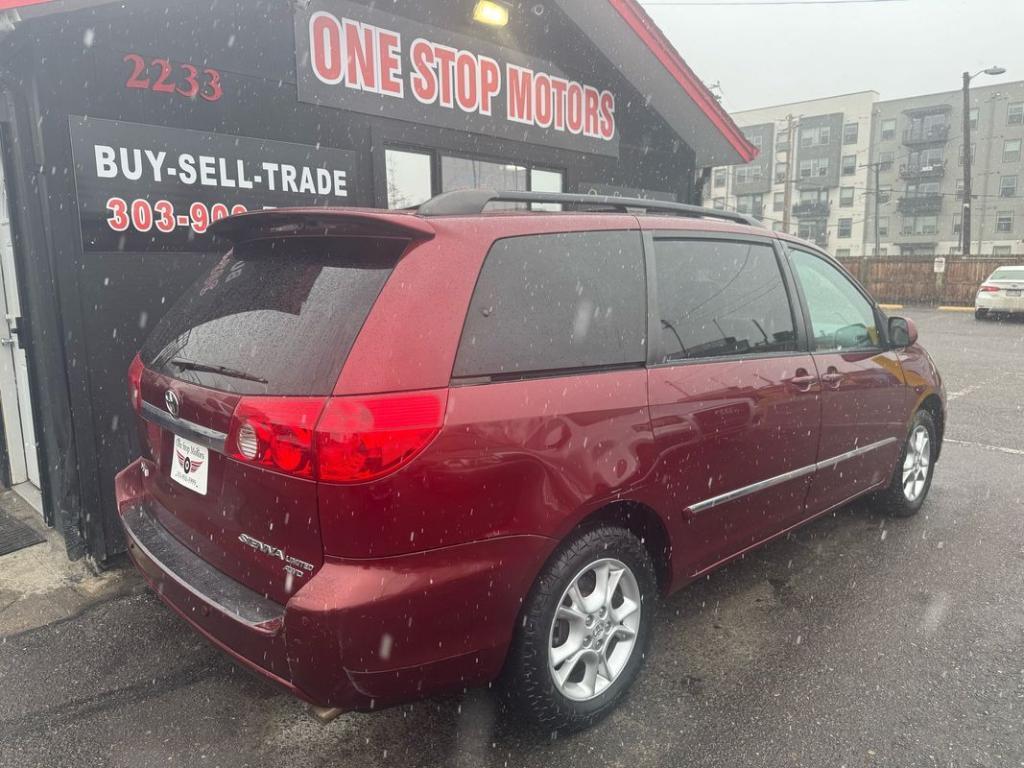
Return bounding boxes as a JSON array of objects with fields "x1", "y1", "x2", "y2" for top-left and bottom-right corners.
[
  {"x1": 504, "y1": 525, "x2": 658, "y2": 733},
  {"x1": 975, "y1": 308, "x2": 988, "y2": 320},
  {"x1": 877, "y1": 409, "x2": 937, "y2": 517}
]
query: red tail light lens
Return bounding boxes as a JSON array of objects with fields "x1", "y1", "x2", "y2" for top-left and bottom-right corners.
[
  {"x1": 226, "y1": 390, "x2": 447, "y2": 482},
  {"x1": 227, "y1": 398, "x2": 326, "y2": 479},
  {"x1": 979, "y1": 284, "x2": 1000, "y2": 293},
  {"x1": 128, "y1": 354, "x2": 144, "y2": 412},
  {"x1": 316, "y1": 390, "x2": 447, "y2": 483}
]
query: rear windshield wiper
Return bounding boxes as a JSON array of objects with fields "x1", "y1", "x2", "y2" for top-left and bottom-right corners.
[{"x1": 169, "y1": 358, "x2": 268, "y2": 384}]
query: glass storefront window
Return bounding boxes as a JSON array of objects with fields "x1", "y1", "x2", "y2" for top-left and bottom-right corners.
[
  {"x1": 385, "y1": 149, "x2": 433, "y2": 209},
  {"x1": 530, "y1": 168, "x2": 564, "y2": 210},
  {"x1": 442, "y1": 156, "x2": 528, "y2": 210}
]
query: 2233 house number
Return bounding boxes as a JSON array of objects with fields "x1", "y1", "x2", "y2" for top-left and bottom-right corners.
[{"x1": 123, "y1": 53, "x2": 223, "y2": 102}]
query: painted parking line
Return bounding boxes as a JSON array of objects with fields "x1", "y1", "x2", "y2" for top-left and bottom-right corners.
[
  {"x1": 945, "y1": 438, "x2": 1024, "y2": 457},
  {"x1": 878, "y1": 303, "x2": 903, "y2": 310},
  {"x1": 938, "y1": 306, "x2": 975, "y2": 312}
]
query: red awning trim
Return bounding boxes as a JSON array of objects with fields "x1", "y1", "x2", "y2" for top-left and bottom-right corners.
[{"x1": 607, "y1": 0, "x2": 758, "y2": 164}]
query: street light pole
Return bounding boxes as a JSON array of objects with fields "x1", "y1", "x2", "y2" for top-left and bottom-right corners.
[
  {"x1": 961, "y1": 66, "x2": 1006, "y2": 256},
  {"x1": 961, "y1": 71, "x2": 972, "y2": 255}
]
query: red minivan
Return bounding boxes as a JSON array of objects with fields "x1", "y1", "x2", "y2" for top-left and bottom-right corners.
[{"x1": 116, "y1": 190, "x2": 945, "y2": 731}]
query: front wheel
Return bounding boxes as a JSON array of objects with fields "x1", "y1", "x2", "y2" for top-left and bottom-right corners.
[
  {"x1": 877, "y1": 409, "x2": 937, "y2": 517},
  {"x1": 504, "y1": 526, "x2": 657, "y2": 732}
]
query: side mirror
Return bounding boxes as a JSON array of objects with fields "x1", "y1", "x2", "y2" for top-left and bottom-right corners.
[{"x1": 888, "y1": 316, "x2": 918, "y2": 348}]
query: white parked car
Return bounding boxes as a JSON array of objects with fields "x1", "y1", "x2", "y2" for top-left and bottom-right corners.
[{"x1": 975, "y1": 265, "x2": 1024, "y2": 319}]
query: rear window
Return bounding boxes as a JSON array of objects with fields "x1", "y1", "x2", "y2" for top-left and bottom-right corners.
[
  {"x1": 990, "y1": 267, "x2": 1024, "y2": 281},
  {"x1": 140, "y1": 236, "x2": 401, "y2": 395},
  {"x1": 453, "y1": 230, "x2": 646, "y2": 379}
]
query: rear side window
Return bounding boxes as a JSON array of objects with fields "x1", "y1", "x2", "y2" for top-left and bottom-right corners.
[
  {"x1": 990, "y1": 267, "x2": 1024, "y2": 281},
  {"x1": 654, "y1": 239, "x2": 796, "y2": 363},
  {"x1": 453, "y1": 231, "x2": 646, "y2": 379},
  {"x1": 141, "y1": 236, "x2": 402, "y2": 395}
]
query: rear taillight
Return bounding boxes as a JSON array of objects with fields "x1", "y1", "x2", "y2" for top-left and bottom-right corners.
[
  {"x1": 979, "y1": 284, "x2": 1000, "y2": 293},
  {"x1": 316, "y1": 390, "x2": 447, "y2": 483},
  {"x1": 227, "y1": 398, "x2": 325, "y2": 479},
  {"x1": 225, "y1": 389, "x2": 447, "y2": 483},
  {"x1": 128, "y1": 354, "x2": 144, "y2": 412}
]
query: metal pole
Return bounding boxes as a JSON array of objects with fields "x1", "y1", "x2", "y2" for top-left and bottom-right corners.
[
  {"x1": 962, "y1": 71, "x2": 973, "y2": 255},
  {"x1": 874, "y1": 162, "x2": 881, "y2": 257},
  {"x1": 782, "y1": 114, "x2": 795, "y2": 234}
]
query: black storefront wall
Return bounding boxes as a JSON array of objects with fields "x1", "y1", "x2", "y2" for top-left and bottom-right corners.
[{"x1": 1, "y1": 0, "x2": 699, "y2": 563}]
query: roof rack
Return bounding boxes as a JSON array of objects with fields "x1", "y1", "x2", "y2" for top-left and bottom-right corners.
[{"x1": 415, "y1": 189, "x2": 763, "y2": 227}]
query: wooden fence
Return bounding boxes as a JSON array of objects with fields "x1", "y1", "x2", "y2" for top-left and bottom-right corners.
[{"x1": 835, "y1": 256, "x2": 1023, "y2": 306}]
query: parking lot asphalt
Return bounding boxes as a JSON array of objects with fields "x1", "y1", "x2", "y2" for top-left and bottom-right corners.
[{"x1": 2, "y1": 308, "x2": 1023, "y2": 768}]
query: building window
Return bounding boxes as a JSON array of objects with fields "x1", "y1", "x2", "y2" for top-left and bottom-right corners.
[
  {"x1": 736, "y1": 193, "x2": 764, "y2": 216},
  {"x1": 735, "y1": 166, "x2": 764, "y2": 184},
  {"x1": 747, "y1": 134, "x2": 764, "y2": 149},
  {"x1": 955, "y1": 179, "x2": 965, "y2": 199},
  {"x1": 993, "y1": 245, "x2": 1013, "y2": 255},
  {"x1": 776, "y1": 128, "x2": 790, "y2": 150},
  {"x1": 1002, "y1": 139, "x2": 1022, "y2": 163},
  {"x1": 799, "y1": 125, "x2": 831, "y2": 147},
  {"x1": 835, "y1": 248, "x2": 851, "y2": 258},
  {"x1": 772, "y1": 221, "x2": 785, "y2": 232},
  {"x1": 838, "y1": 218, "x2": 853, "y2": 238},
  {"x1": 841, "y1": 155, "x2": 857, "y2": 176},
  {"x1": 530, "y1": 168, "x2": 565, "y2": 210},
  {"x1": 879, "y1": 186, "x2": 892, "y2": 204},
  {"x1": 1008, "y1": 102, "x2": 1024, "y2": 125},
  {"x1": 996, "y1": 212, "x2": 1013, "y2": 232},
  {"x1": 952, "y1": 214, "x2": 961, "y2": 235},
  {"x1": 969, "y1": 108, "x2": 980, "y2": 130},
  {"x1": 878, "y1": 216, "x2": 889, "y2": 237},
  {"x1": 713, "y1": 168, "x2": 727, "y2": 188},
  {"x1": 842, "y1": 123, "x2": 859, "y2": 145},
  {"x1": 878, "y1": 150, "x2": 895, "y2": 170},
  {"x1": 441, "y1": 155, "x2": 527, "y2": 197},
  {"x1": 773, "y1": 191, "x2": 785, "y2": 211},
  {"x1": 839, "y1": 187, "x2": 855, "y2": 207},
  {"x1": 775, "y1": 162, "x2": 787, "y2": 184},
  {"x1": 959, "y1": 144, "x2": 976, "y2": 165},
  {"x1": 881, "y1": 118, "x2": 897, "y2": 141},
  {"x1": 903, "y1": 215, "x2": 938, "y2": 235},
  {"x1": 1000, "y1": 175, "x2": 1018, "y2": 197},
  {"x1": 799, "y1": 158, "x2": 830, "y2": 178},
  {"x1": 385, "y1": 148, "x2": 434, "y2": 208}
]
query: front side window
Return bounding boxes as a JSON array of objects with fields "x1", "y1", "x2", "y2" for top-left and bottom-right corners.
[
  {"x1": 453, "y1": 231, "x2": 646, "y2": 378},
  {"x1": 653, "y1": 239, "x2": 796, "y2": 363},
  {"x1": 789, "y1": 249, "x2": 879, "y2": 352}
]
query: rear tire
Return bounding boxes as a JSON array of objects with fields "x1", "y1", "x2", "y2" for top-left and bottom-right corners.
[
  {"x1": 975, "y1": 308, "x2": 988, "y2": 320},
  {"x1": 877, "y1": 409, "x2": 936, "y2": 518},
  {"x1": 504, "y1": 525, "x2": 657, "y2": 733}
]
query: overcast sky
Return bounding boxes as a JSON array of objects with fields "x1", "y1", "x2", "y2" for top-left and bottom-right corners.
[{"x1": 641, "y1": 0, "x2": 1024, "y2": 113}]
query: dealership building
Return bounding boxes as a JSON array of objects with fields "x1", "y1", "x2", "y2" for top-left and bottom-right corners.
[{"x1": 0, "y1": 0, "x2": 753, "y2": 564}]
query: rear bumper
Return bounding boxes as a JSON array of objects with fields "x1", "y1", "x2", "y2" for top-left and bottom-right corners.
[
  {"x1": 115, "y1": 459, "x2": 554, "y2": 710},
  {"x1": 975, "y1": 294, "x2": 1024, "y2": 312}
]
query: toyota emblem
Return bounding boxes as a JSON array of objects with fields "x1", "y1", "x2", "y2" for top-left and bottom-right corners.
[{"x1": 165, "y1": 389, "x2": 180, "y2": 418}]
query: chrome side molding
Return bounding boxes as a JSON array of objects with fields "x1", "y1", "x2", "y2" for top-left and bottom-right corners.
[
  {"x1": 688, "y1": 437, "x2": 899, "y2": 515},
  {"x1": 141, "y1": 400, "x2": 228, "y2": 454}
]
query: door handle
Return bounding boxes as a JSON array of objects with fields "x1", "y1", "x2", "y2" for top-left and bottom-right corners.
[
  {"x1": 788, "y1": 368, "x2": 820, "y2": 393},
  {"x1": 821, "y1": 368, "x2": 844, "y2": 389}
]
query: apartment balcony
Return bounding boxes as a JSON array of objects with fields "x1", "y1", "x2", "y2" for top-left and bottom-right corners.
[
  {"x1": 897, "y1": 194, "x2": 943, "y2": 215},
  {"x1": 899, "y1": 160, "x2": 946, "y2": 180},
  {"x1": 902, "y1": 125, "x2": 950, "y2": 145},
  {"x1": 810, "y1": 232, "x2": 829, "y2": 248},
  {"x1": 792, "y1": 200, "x2": 830, "y2": 218}
]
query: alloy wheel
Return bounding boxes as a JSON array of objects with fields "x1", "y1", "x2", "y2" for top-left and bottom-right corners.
[
  {"x1": 548, "y1": 558, "x2": 642, "y2": 702},
  {"x1": 902, "y1": 424, "x2": 931, "y2": 502}
]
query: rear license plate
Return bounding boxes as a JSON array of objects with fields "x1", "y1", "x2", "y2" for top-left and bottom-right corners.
[
  {"x1": 1007, "y1": 289, "x2": 1021, "y2": 297},
  {"x1": 170, "y1": 435, "x2": 209, "y2": 495}
]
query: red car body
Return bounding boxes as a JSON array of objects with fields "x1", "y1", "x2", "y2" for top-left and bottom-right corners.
[{"x1": 116, "y1": 205, "x2": 945, "y2": 712}]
